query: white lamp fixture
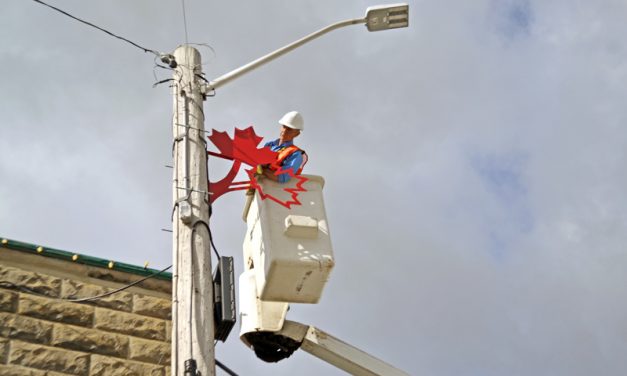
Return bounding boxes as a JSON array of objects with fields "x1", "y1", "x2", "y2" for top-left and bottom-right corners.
[{"x1": 365, "y1": 3, "x2": 409, "y2": 32}]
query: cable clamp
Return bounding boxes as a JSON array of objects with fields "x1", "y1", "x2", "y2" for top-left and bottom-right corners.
[
  {"x1": 200, "y1": 83, "x2": 216, "y2": 99},
  {"x1": 160, "y1": 53, "x2": 178, "y2": 68},
  {"x1": 184, "y1": 359, "x2": 199, "y2": 376},
  {"x1": 179, "y1": 201, "x2": 193, "y2": 224}
]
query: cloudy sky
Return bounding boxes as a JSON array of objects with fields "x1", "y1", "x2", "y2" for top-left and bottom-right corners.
[{"x1": 3, "y1": 0, "x2": 627, "y2": 375}]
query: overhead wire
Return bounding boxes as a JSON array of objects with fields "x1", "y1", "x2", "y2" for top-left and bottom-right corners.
[
  {"x1": 67, "y1": 264, "x2": 172, "y2": 302},
  {"x1": 188, "y1": 43, "x2": 218, "y2": 66},
  {"x1": 175, "y1": 122, "x2": 214, "y2": 135},
  {"x1": 181, "y1": 0, "x2": 190, "y2": 46},
  {"x1": 29, "y1": 0, "x2": 238, "y2": 372},
  {"x1": 31, "y1": 0, "x2": 160, "y2": 57},
  {"x1": 0, "y1": 264, "x2": 172, "y2": 302},
  {"x1": 153, "y1": 54, "x2": 176, "y2": 87},
  {"x1": 1, "y1": 268, "x2": 243, "y2": 373}
]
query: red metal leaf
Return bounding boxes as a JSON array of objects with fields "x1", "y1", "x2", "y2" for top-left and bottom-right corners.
[
  {"x1": 246, "y1": 168, "x2": 309, "y2": 209},
  {"x1": 207, "y1": 126, "x2": 308, "y2": 206},
  {"x1": 231, "y1": 127, "x2": 277, "y2": 167}
]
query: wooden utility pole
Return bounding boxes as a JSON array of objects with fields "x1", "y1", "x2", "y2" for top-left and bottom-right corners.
[{"x1": 171, "y1": 45, "x2": 215, "y2": 376}]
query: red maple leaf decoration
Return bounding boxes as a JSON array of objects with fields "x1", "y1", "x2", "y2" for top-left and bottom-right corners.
[
  {"x1": 208, "y1": 127, "x2": 276, "y2": 167},
  {"x1": 207, "y1": 126, "x2": 308, "y2": 208},
  {"x1": 246, "y1": 168, "x2": 309, "y2": 209}
]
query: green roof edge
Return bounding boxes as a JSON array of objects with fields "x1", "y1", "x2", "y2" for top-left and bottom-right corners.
[{"x1": 0, "y1": 237, "x2": 172, "y2": 281}]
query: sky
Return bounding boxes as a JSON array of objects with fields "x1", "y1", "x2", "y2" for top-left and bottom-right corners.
[{"x1": 2, "y1": 0, "x2": 627, "y2": 375}]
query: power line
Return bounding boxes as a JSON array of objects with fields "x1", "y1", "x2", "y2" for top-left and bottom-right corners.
[
  {"x1": 0, "y1": 264, "x2": 171, "y2": 302},
  {"x1": 1, "y1": 272, "x2": 242, "y2": 375},
  {"x1": 68, "y1": 264, "x2": 173, "y2": 302},
  {"x1": 31, "y1": 0, "x2": 160, "y2": 56},
  {"x1": 181, "y1": 0, "x2": 190, "y2": 45}
]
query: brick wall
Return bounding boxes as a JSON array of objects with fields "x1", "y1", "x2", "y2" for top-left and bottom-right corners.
[{"x1": 0, "y1": 248, "x2": 173, "y2": 376}]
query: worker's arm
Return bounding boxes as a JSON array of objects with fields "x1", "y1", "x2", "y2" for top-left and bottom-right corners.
[
  {"x1": 259, "y1": 152, "x2": 303, "y2": 183},
  {"x1": 262, "y1": 167, "x2": 280, "y2": 181}
]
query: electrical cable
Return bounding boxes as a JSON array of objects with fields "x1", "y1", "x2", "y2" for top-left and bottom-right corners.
[
  {"x1": 188, "y1": 43, "x2": 218, "y2": 66},
  {"x1": 1, "y1": 274, "x2": 242, "y2": 374},
  {"x1": 175, "y1": 123, "x2": 213, "y2": 135},
  {"x1": 208, "y1": 226, "x2": 222, "y2": 260},
  {"x1": 31, "y1": 0, "x2": 160, "y2": 56},
  {"x1": 0, "y1": 281, "x2": 50, "y2": 296},
  {"x1": 0, "y1": 264, "x2": 172, "y2": 302},
  {"x1": 192, "y1": 220, "x2": 221, "y2": 260},
  {"x1": 181, "y1": 0, "x2": 190, "y2": 46},
  {"x1": 195, "y1": 73, "x2": 210, "y2": 84},
  {"x1": 214, "y1": 339, "x2": 240, "y2": 375},
  {"x1": 189, "y1": 227, "x2": 196, "y2": 360},
  {"x1": 171, "y1": 76, "x2": 183, "y2": 374},
  {"x1": 153, "y1": 78, "x2": 174, "y2": 88},
  {"x1": 153, "y1": 54, "x2": 176, "y2": 87},
  {"x1": 68, "y1": 264, "x2": 172, "y2": 302},
  {"x1": 216, "y1": 359, "x2": 240, "y2": 376}
]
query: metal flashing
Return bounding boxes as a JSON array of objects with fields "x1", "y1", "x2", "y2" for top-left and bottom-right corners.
[{"x1": 0, "y1": 236, "x2": 172, "y2": 281}]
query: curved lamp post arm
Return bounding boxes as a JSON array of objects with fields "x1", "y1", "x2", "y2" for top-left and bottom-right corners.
[{"x1": 208, "y1": 18, "x2": 366, "y2": 91}]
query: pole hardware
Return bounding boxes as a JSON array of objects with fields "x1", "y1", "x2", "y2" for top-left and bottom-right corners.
[
  {"x1": 213, "y1": 256, "x2": 236, "y2": 342},
  {"x1": 184, "y1": 359, "x2": 199, "y2": 376},
  {"x1": 160, "y1": 53, "x2": 178, "y2": 68}
]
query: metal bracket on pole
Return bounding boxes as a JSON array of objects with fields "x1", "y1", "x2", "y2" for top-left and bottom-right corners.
[
  {"x1": 200, "y1": 83, "x2": 214, "y2": 97},
  {"x1": 178, "y1": 201, "x2": 193, "y2": 224}
]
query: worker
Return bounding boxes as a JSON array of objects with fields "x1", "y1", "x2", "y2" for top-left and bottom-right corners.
[{"x1": 259, "y1": 111, "x2": 307, "y2": 183}]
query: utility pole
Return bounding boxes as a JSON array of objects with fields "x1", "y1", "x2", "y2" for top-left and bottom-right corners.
[{"x1": 171, "y1": 45, "x2": 215, "y2": 376}]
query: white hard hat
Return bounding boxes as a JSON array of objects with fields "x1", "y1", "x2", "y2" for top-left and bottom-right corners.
[{"x1": 279, "y1": 111, "x2": 304, "y2": 131}]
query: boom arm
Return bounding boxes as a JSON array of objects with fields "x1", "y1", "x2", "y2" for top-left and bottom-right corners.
[{"x1": 277, "y1": 320, "x2": 410, "y2": 376}]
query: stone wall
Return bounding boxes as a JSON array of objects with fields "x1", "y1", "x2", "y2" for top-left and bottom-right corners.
[{"x1": 0, "y1": 247, "x2": 172, "y2": 376}]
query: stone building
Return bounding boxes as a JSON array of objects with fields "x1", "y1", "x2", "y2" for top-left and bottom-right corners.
[{"x1": 0, "y1": 237, "x2": 173, "y2": 376}]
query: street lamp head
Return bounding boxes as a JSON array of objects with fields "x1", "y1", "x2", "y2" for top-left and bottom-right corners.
[{"x1": 365, "y1": 3, "x2": 409, "y2": 32}]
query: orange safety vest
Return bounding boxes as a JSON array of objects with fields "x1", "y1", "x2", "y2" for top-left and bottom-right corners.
[{"x1": 270, "y1": 145, "x2": 308, "y2": 175}]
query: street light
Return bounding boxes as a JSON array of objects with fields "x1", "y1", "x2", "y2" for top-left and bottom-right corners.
[
  {"x1": 366, "y1": 3, "x2": 409, "y2": 32},
  {"x1": 206, "y1": 3, "x2": 409, "y2": 91},
  {"x1": 172, "y1": 5, "x2": 409, "y2": 375}
]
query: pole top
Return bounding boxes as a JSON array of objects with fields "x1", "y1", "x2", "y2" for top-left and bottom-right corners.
[{"x1": 173, "y1": 45, "x2": 202, "y2": 69}]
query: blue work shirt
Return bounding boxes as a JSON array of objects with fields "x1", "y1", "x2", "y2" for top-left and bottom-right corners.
[{"x1": 264, "y1": 139, "x2": 304, "y2": 183}]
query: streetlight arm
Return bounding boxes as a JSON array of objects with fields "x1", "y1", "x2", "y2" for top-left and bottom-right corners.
[{"x1": 208, "y1": 18, "x2": 366, "y2": 91}]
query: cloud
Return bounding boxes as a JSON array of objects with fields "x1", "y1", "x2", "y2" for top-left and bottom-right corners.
[
  {"x1": 3, "y1": 1, "x2": 627, "y2": 375},
  {"x1": 491, "y1": 0, "x2": 533, "y2": 40}
]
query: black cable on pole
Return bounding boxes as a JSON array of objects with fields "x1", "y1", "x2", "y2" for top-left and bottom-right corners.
[
  {"x1": 32, "y1": 0, "x2": 160, "y2": 56},
  {"x1": 192, "y1": 220, "x2": 221, "y2": 260},
  {"x1": 208, "y1": 225, "x2": 222, "y2": 260},
  {"x1": 216, "y1": 359, "x2": 240, "y2": 376}
]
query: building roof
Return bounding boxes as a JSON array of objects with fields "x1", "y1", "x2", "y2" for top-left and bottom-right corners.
[{"x1": 0, "y1": 236, "x2": 172, "y2": 281}]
